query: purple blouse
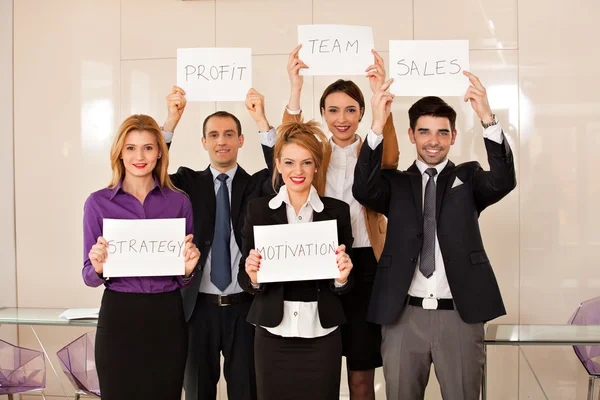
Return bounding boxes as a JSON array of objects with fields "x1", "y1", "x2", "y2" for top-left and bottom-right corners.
[{"x1": 82, "y1": 176, "x2": 194, "y2": 293}]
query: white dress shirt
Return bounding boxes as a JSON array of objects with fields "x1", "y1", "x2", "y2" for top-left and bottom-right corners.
[
  {"x1": 286, "y1": 106, "x2": 371, "y2": 248},
  {"x1": 198, "y1": 165, "x2": 244, "y2": 295},
  {"x1": 262, "y1": 185, "x2": 340, "y2": 338},
  {"x1": 366, "y1": 122, "x2": 505, "y2": 300}
]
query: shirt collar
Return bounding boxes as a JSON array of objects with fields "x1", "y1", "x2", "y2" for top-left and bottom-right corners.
[
  {"x1": 268, "y1": 184, "x2": 324, "y2": 213},
  {"x1": 330, "y1": 135, "x2": 360, "y2": 157},
  {"x1": 109, "y1": 175, "x2": 165, "y2": 200},
  {"x1": 415, "y1": 159, "x2": 449, "y2": 177},
  {"x1": 210, "y1": 164, "x2": 238, "y2": 183}
]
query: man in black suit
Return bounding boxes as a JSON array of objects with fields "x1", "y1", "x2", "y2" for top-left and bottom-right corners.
[
  {"x1": 162, "y1": 87, "x2": 276, "y2": 400},
  {"x1": 352, "y1": 74, "x2": 516, "y2": 399}
]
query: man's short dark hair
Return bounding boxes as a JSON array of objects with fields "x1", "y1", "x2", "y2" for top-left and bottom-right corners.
[
  {"x1": 408, "y1": 96, "x2": 457, "y2": 132},
  {"x1": 202, "y1": 111, "x2": 242, "y2": 138}
]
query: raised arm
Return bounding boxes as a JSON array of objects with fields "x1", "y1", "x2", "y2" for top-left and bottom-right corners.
[
  {"x1": 462, "y1": 71, "x2": 517, "y2": 211},
  {"x1": 352, "y1": 80, "x2": 395, "y2": 215},
  {"x1": 366, "y1": 49, "x2": 399, "y2": 169}
]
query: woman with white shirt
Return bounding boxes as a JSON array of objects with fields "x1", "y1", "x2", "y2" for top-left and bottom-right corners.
[
  {"x1": 239, "y1": 120, "x2": 354, "y2": 400},
  {"x1": 276, "y1": 45, "x2": 400, "y2": 399}
]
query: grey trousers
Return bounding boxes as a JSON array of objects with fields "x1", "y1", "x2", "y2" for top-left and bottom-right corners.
[{"x1": 381, "y1": 305, "x2": 485, "y2": 400}]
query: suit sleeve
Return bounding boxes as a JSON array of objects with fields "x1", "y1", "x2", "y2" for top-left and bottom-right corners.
[
  {"x1": 352, "y1": 139, "x2": 392, "y2": 216},
  {"x1": 329, "y1": 202, "x2": 354, "y2": 295},
  {"x1": 473, "y1": 133, "x2": 517, "y2": 212},
  {"x1": 238, "y1": 200, "x2": 266, "y2": 294},
  {"x1": 381, "y1": 113, "x2": 400, "y2": 170},
  {"x1": 282, "y1": 107, "x2": 303, "y2": 124}
]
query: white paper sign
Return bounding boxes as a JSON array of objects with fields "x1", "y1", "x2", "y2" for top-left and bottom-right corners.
[
  {"x1": 177, "y1": 48, "x2": 252, "y2": 101},
  {"x1": 389, "y1": 40, "x2": 470, "y2": 96},
  {"x1": 254, "y1": 220, "x2": 340, "y2": 283},
  {"x1": 298, "y1": 25, "x2": 374, "y2": 76},
  {"x1": 102, "y1": 218, "x2": 186, "y2": 278}
]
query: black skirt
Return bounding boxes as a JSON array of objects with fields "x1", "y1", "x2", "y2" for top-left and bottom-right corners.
[
  {"x1": 341, "y1": 247, "x2": 383, "y2": 370},
  {"x1": 254, "y1": 327, "x2": 342, "y2": 400},
  {"x1": 95, "y1": 289, "x2": 187, "y2": 400}
]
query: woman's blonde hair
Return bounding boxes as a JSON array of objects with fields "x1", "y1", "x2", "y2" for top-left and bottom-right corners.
[
  {"x1": 272, "y1": 120, "x2": 331, "y2": 196},
  {"x1": 108, "y1": 114, "x2": 178, "y2": 192}
]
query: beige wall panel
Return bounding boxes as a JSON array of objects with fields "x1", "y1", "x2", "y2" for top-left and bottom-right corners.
[
  {"x1": 414, "y1": 0, "x2": 517, "y2": 50},
  {"x1": 13, "y1": 0, "x2": 120, "y2": 309},
  {"x1": 215, "y1": 0, "x2": 312, "y2": 55},
  {"x1": 313, "y1": 0, "x2": 413, "y2": 52},
  {"x1": 0, "y1": 0, "x2": 18, "y2": 343},
  {"x1": 121, "y1": 0, "x2": 216, "y2": 60}
]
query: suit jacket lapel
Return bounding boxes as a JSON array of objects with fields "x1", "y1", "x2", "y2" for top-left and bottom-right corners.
[
  {"x1": 199, "y1": 167, "x2": 216, "y2": 228},
  {"x1": 407, "y1": 163, "x2": 423, "y2": 225},
  {"x1": 270, "y1": 203, "x2": 288, "y2": 225},
  {"x1": 436, "y1": 160, "x2": 455, "y2": 220},
  {"x1": 231, "y1": 166, "x2": 250, "y2": 226}
]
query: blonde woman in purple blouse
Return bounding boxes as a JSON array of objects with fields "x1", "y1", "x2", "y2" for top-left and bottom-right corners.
[{"x1": 82, "y1": 114, "x2": 200, "y2": 400}]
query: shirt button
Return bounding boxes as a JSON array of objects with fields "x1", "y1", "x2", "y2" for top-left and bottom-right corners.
[
  {"x1": 298, "y1": 216, "x2": 302, "y2": 220},
  {"x1": 430, "y1": 294, "x2": 433, "y2": 297},
  {"x1": 294, "y1": 312, "x2": 298, "y2": 317}
]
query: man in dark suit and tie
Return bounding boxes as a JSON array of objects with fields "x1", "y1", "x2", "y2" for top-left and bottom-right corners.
[
  {"x1": 162, "y1": 87, "x2": 276, "y2": 400},
  {"x1": 352, "y1": 73, "x2": 516, "y2": 399}
]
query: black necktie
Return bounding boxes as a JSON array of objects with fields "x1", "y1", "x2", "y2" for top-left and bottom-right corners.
[
  {"x1": 211, "y1": 174, "x2": 231, "y2": 291},
  {"x1": 420, "y1": 168, "x2": 437, "y2": 278}
]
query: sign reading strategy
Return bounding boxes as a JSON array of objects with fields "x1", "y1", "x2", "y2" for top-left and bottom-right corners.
[
  {"x1": 298, "y1": 24, "x2": 374, "y2": 76},
  {"x1": 254, "y1": 220, "x2": 340, "y2": 283},
  {"x1": 177, "y1": 47, "x2": 252, "y2": 101},
  {"x1": 102, "y1": 218, "x2": 186, "y2": 278},
  {"x1": 388, "y1": 40, "x2": 470, "y2": 96}
]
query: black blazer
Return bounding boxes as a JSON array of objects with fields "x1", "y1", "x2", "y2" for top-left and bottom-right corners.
[
  {"x1": 168, "y1": 144, "x2": 274, "y2": 321},
  {"x1": 238, "y1": 195, "x2": 354, "y2": 329},
  {"x1": 353, "y1": 136, "x2": 516, "y2": 325}
]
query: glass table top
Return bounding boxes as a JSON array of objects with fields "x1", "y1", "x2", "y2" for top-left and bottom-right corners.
[
  {"x1": 485, "y1": 324, "x2": 600, "y2": 345},
  {"x1": 0, "y1": 307, "x2": 98, "y2": 327}
]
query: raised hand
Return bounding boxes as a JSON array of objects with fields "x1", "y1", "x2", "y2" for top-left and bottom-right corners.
[
  {"x1": 366, "y1": 49, "x2": 387, "y2": 94},
  {"x1": 335, "y1": 244, "x2": 353, "y2": 284},
  {"x1": 287, "y1": 44, "x2": 308, "y2": 111},
  {"x1": 245, "y1": 88, "x2": 271, "y2": 132},
  {"x1": 370, "y1": 78, "x2": 395, "y2": 135},
  {"x1": 163, "y1": 86, "x2": 187, "y2": 132},
  {"x1": 463, "y1": 71, "x2": 494, "y2": 124},
  {"x1": 182, "y1": 234, "x2": 200, "y2": 278}
]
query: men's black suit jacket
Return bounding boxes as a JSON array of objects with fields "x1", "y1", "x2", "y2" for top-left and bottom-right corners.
[{"x1": 352, "y1": 136, "x2": 516, "y2": 325}]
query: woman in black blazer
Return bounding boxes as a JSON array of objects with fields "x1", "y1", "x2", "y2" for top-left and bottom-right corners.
[{"x1": 238, "y1": 120, "x2": 354, "y2": 400}]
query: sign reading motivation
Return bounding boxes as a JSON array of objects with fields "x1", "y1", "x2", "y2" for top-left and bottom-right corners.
[
  {"x1": 177, "y1": 48, "x2": 252, "y2": 101},
  {"x1": 298, "y1": 25, "x2": 374, "y2": 76},
  {"x1": 389, "y1": 40, "x2": 470, "y2": 96},
  {"x1": 254, "y1": 220, "x2": 340, "y2": 283},
  {"x1": 102, "y1": 218, "x2": 186, "y2": 278}
]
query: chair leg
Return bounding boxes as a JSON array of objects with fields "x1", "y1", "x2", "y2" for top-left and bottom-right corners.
[
  {"x1": 75, "y1": 394, "x2": 81, "y2": 400},
  {"x1": 588, "y1": 376, "x2": 596, "y2": 400},
  {"x1": 7, "y1": 394, "x2": 13, "y2": 400}
]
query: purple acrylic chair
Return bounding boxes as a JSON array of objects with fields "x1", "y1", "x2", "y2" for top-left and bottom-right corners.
[
  {"x1": 568, "y1": 296, "x2": 600, "y2": 400},
  {"x1": 0, "y1": 339, "x2": 46, "y2": 399},
  {"x1": 56, "y1": 331, "x2": 100, "y2": 399}
]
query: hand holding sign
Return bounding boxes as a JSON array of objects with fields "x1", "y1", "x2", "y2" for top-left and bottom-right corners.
[
  {"x1": 365, "y1": 50, "x2": 387, "y2": 94},
  {"x1": 245, "y1": 88, "x2": 270, "y2": 132},
  {"x1": 463, "y1": 71, "x2": 494, "y2": 123},
  {"x1": 370, "y1": 78, "x2": 395, "y2": 134},
  {"x1": 88, "y1": 236, "x2": 109, "y2": 275},
  {"x1": 183, "y1": 234, "x2": 201, "y2": 278},
  {"x1": 334, "y1": 244, "x2": 353, "y2": 284},
  {"x1": 163, "y1": 86, "x2": 187, "y2": 132},
  {"x1": 245, "y1": 249, "x2": 262, "y2": 285},
  {"x1": 287, "y1": 44, "x2": 308, "y2": 96}
]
